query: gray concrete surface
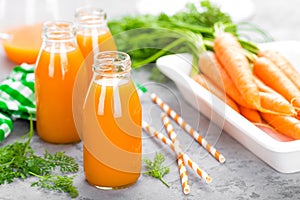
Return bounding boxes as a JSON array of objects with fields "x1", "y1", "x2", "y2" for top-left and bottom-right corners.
[{"x1": 1, "y1": 0, "x2": 300, "y2": 199}]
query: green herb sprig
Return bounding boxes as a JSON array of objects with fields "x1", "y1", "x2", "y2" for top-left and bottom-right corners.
[
  {"x1": 143, "y1": 152, "x2": 170, "y2": 188},
  {"x1": 30, "y1": 173, "x2": 78, "y2": 198},
  {"x1": 0, "y1": 117, "x2": 79, "y2": 198}
]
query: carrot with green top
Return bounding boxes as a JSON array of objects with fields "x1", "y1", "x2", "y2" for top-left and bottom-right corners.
[
  {"x1": 198, "y1": 50, "x2": 296, "y2": 115},
  {"x1": 253, "y1": 57, "x2": 300, "y2": 109},
  {"x1": 193, "y1": 74, "x2": 239, "y2": 113},
  {"x1": 213, "y1": 32, "x2": 262, "y2": 110},
  {"x1": 198, "y1": 51, "x2": 255, "y2": 109},
  {"x1": 258, "y1": 50, "x2": 300, "y2": 91}
]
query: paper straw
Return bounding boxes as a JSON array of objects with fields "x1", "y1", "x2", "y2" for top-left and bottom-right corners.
[
  {"x1": 161, "y1": 113, "x2": 190, "y2": 194},
  {"x1": 181, "y1": 153, "x2": 212, "y2": 183},
  {"x1": 161, "y1": 113, "x2": 180, "y2": 146},
  {"x1": 151, "y1": 93, "x2": 226, "y2": 163},
  {"x1": 142, "y1": 121, "x2": 212, "y2": 184},
  {"x1": 177, "y1": 157, "x2": 190, "y2": 194}
]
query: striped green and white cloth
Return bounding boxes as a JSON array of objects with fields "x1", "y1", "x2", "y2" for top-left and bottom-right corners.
[{"x1": 0, "y1": 64, "x2": 36, "y2": 142}]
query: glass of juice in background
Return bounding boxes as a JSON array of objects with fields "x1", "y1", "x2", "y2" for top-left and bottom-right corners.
[
  {"x1": 1, "y1": 23, "x2": 43, "y2": 64},
  {"x1": 82, "y1": 51, "x2": 142, "y2": 189},
  {"x1": 0, "y1": 0, "x2": 61, "y2": 65},
  {"x1": 35, "y1": 21, "x2": 85, "y2": 144},
  {"x1": 75, "y1": 6, "x2": 117, "y2": 79}
]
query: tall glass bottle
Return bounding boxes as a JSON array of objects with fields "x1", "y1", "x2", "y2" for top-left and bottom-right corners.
[
  {"x1": 35, "y1": 21, "x2": 84, "y2": 143},
  {"x1": 82, "y1": 51, "x2": 142, "y2": 189},
  {"x1": 75, "y1": 7, "x2": 117, "y2": 78}
]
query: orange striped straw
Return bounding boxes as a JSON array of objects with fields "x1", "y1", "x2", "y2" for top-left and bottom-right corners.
[
  {"x1": 177, "y1": 157, "x2": 190, "y2": 194},
  {"x1": 161, "y1": 113, "x2": 190, "y2": 194},
  {"x1": 142, "y1": 120, "x2": 212, "y2": 184},
  {"x1": 151, "y1": 93, "x2": 226, "y2": 164},
  {"x1": 161, "y1": 113, "x2": 180, "y2": 146}
]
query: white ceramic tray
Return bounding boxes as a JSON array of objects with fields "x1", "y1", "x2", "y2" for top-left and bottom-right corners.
[{"x1": 156, "y1": 41, "x2": 300, "y2": 173}]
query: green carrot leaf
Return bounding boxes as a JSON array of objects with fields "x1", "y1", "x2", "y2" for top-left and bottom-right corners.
[
  {"x1": 0, "y1": 116, "x2": 79, "y2": 198},
  {"x1": 143, "y1": 152, "x2": 170, "y2": 188}
]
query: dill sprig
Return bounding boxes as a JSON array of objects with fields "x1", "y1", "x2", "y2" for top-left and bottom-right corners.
[
  {"x1": 0, "y1": 116, "x2": 79, "y2": 198},
  {"x1": 30, "y1": 173, "x2": 78, "y2": 198},
  {"x1": 143, "y1": 152, "x2": 170, "y2": 188}
]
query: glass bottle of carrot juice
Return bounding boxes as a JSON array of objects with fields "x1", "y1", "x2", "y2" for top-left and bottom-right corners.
[
  {"x1": 75, "y1": 7, "x2": 117, "y2": 79},
  {"x1": 82, "y1": 51, "x2": 142, "y2": 189},
  {"x1": 35, "y1": 21, "x2": 85, "y2": 144}
]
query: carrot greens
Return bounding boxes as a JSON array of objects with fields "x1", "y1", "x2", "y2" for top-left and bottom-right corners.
[
  {"x1": 108, "y1": 0, "x2": 271, "y2": 80},
  {"x1": 108, "y1": 0, "x2": 229, "y2": 68},
  {"x1": 30, "y1": 173, "x2": 78, "y2": 198},
  {"x1": 0, "y1": 117, "x2": 79, "y2": 198},
  {"x1": 143, "y1": 152, "x2": 170, "y2": 188}
]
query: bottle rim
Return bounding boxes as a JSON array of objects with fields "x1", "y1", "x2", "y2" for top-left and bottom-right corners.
[
  {"x1": 75, "y1": 6, "x2": 107, "y2": 28},
  {"x1": 93, "y1": 51, "x2": 131, "y2": 76},
  {"x1": 42, "y1": 20, "x2": 76, "y2": 41}
]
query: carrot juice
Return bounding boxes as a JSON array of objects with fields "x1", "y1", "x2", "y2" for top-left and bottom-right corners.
[
  {"x1": 2, "y1": 23, "x2": 43, "y2": 64},
  {"x1": 82, "y1": 51, "x2": 142, "y2": 189},
  {"x1": 75, "y1": 7, "x2": 117, "y2": 78},
  {"x1": 35, "y1": 21, "x2": 84, "y2": 144},
  {"x1": 76, "y1": 30, "x2": 116, "y2": 59}
]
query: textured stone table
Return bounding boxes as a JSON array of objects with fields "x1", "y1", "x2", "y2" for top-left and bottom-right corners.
[{"x1": 1, "y1": 0, "x2": 300, "y2": 200}]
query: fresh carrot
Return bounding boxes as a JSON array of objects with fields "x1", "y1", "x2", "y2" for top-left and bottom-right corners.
[
  {"x1": 198, "y1": 50, "x2": 295, "y2": 115},
  {"x1": 261, "y1": 113, "x2": 300, "y2": 140},
  {"x1": 198, "y1": 51, "x2": 223, "y2": 87},
  {"x1": 255, "y1": 76, "x2": 296, "y2": 115},
  {"x1": 213, "y1": 32, "x2": 261, "y2": 110},
  {"x1": 253, "y1": 57, "x2": 300, "y2": 109},
  {"x1": 239, "y1": 106, "x2": 262, "y2": 123},
  {"x1": 258, "y1": 50, "x2": 300, "y2": 90},
  {"x1": 193, "y1": 74, "x2": 239, "y2": 112},
  {"x1": 254, "y1": 76, "x2": 277, "y2": 94},
  {"x1": 198, "y1": 51, "x2": 254, "y2": 109},
  {"x1": 259, "y1": 92, "x2": 297, "y2": 116},
  {"x1": 256, "y1": 124, "x2": 294, "y2": 142}
]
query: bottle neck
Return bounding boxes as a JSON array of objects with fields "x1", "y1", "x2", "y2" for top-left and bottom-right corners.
[
  {"x1": 75, "y1": 7, "x2": 107, "y2": 29},
  {"x1": 42, "y1": 21, "x2": 76, "y2": 43},
  {"x1": 93, "y1": 51, "x2": 131, "y2": 79},
  {"x1": 41, "y1": 21, "x2": 78, "y2": 53}
]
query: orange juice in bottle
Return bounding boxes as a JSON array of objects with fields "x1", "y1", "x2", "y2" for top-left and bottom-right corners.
[
  {"x1": 75, "y1": 7, "x2": 117, "y2": 78},
  {"x1": 82, "y1": 51, "x2": 142, "y2": 189},
  {"x1": 35, "y1": 21, "x2": 85, "y2": 144}
]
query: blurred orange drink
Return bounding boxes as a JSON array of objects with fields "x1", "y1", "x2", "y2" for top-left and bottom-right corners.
[{"x1": 2, "y1": 23, "x2": 43, "y2": 64}]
